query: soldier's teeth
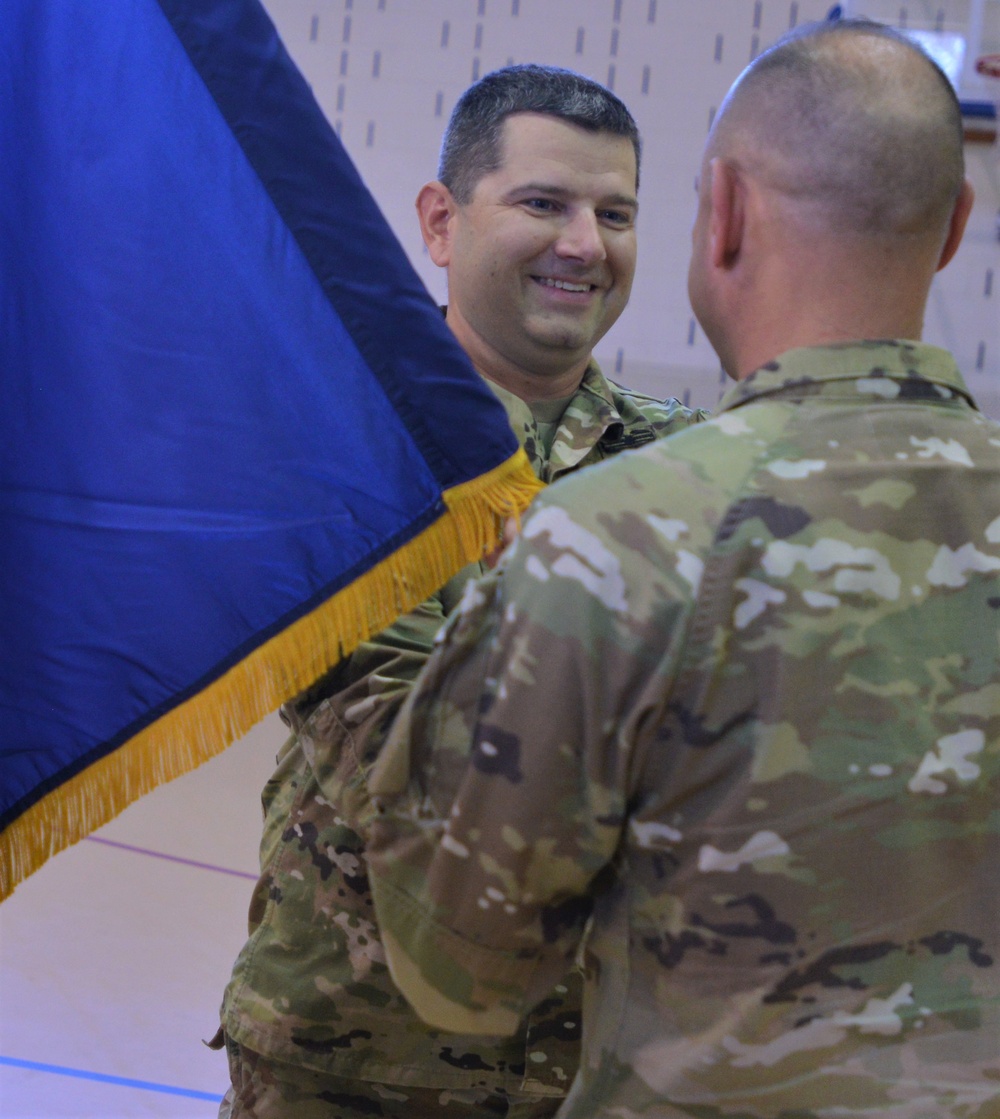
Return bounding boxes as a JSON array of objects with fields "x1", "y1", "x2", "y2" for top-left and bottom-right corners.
[{"x1": 539, "y1": 278, "x2": 591, "y2": 292}]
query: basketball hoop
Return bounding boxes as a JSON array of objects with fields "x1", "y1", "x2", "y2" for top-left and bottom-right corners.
[{"x1": 975, "y1": 54, "x2": 1000, "y2": 79}]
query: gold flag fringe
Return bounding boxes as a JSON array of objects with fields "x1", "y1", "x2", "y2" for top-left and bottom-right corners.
[{"x1": 0, "y1": 448, "x2": 543, "y2": 901}]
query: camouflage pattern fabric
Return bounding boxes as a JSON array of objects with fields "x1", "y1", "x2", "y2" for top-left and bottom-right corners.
[
  {"x1": 361, "y1": 341, "x2": 1000, "y2": 1118},
  {"x1": 218, "y1": 361, "x2": 705, "y2": 1103},
  {"x1": 218, "y1": 1035, "x2": 560, "y2": 1119}
]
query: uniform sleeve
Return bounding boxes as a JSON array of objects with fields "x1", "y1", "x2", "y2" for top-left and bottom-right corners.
[
  {"x1": 363, "y1": 492, "x2": 679, "y2": 1034},
  {"x1": 285, "y1": 563, "x2": 483, "y2": 811}
]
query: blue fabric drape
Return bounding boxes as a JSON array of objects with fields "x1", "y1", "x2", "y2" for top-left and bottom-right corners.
[{"x1": 0, "y1": 0, "x2": 525, "y2": 878}]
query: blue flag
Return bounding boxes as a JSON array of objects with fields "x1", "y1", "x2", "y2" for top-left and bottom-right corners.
[{"x1": 0, "y1": 0, "x2": 540, "y2": 899}]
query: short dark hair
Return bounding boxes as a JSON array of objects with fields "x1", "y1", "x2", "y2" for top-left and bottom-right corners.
[{"x1": 438, "y1": 64, "x2": 641, "y2": 203}]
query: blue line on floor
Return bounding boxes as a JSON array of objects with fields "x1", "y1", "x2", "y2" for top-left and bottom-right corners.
[
  {"x1": 85, "y1": 835, "x2": 258, "y2": 880},
  {"x1": 0, "y1": 1055, "x2": 223, "y2": 1101}
]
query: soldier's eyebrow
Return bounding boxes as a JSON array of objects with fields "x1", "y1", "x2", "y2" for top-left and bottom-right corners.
[
  {"x1": 506, "y1": 182, "x2": 639, "y2": 212},
  {"x1": 602, "y1": 192, "x2": 639, "y2": 213}
]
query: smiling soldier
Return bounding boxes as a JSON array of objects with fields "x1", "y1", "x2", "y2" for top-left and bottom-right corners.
[{"x1": 215, "y1": 64, "x2": 706, "y2": 1119}]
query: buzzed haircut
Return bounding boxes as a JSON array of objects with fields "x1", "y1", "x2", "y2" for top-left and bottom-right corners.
[
  {"x1": 713, "y1": 18, "x2": 965, "y2": 238},
  {"x1": 438, "y1": 63, "x2": 641, "y2": 203}
]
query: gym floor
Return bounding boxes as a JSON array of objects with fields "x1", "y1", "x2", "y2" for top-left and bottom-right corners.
[{"x1": 0, "y1": 714, "x2": 282, "y2": 1118}]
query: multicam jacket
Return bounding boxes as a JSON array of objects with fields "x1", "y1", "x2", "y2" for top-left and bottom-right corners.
[
  {"x1": 362, "y1": 342, "x2": 1000, "y2": 1118},
  {"x1": 219, "y1": 362, "x2": 704, "y2": 1094}
]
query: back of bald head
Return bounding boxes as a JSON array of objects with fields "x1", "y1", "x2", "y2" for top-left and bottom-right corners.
[{"x1": 710, "y1": 19, "x2": 965, "y2": 243}]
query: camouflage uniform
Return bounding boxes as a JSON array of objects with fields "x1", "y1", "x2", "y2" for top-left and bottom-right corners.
[
  {"x1": 361, "y1": 341, "x2": 1000, "y2": 1118},
  {"x1": 217, "y1": 362, "x2": 705, "y2": 1115}
]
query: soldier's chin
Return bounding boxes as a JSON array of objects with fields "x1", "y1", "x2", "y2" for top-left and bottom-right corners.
[{"x1": 524, "y1": 318, "x2": 601, "y2": 355}]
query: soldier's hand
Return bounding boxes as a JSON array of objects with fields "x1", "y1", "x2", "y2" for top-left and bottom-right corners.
[{"x1": 483, "y1": 517, "x2": 519, "y2": 570}]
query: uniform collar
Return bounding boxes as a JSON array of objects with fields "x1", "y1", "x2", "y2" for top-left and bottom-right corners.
[
  {"x1": 719, "y1": 340, "x2": 977, "y2": 414},
  {"x1": 483, "y1": 361, "x2": 629, "y2": 479},
  {"x1": 484, "y1": 360, "x2": 626, "y2": 440}
]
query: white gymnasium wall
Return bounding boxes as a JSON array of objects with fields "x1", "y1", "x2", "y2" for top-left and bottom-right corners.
[{"x1": 260, "y1": 0, "x2": 1000, "y2": 416}]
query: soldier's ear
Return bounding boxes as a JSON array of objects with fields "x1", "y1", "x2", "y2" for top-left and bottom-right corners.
[
  {"x1": 936, "y1": 178, "x2": 974, "y2": 273},
  {"x1": 708, "y1": 159, "x2": 745, "y2": 269},
  {"x1": 417, "y1": 181, "x2": 458, "y2": 268}
]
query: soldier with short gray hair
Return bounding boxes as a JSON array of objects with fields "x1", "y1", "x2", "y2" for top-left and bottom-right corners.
[{"x1": 357, "y1": 20, "x2": 1000, "y2": 1117}]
